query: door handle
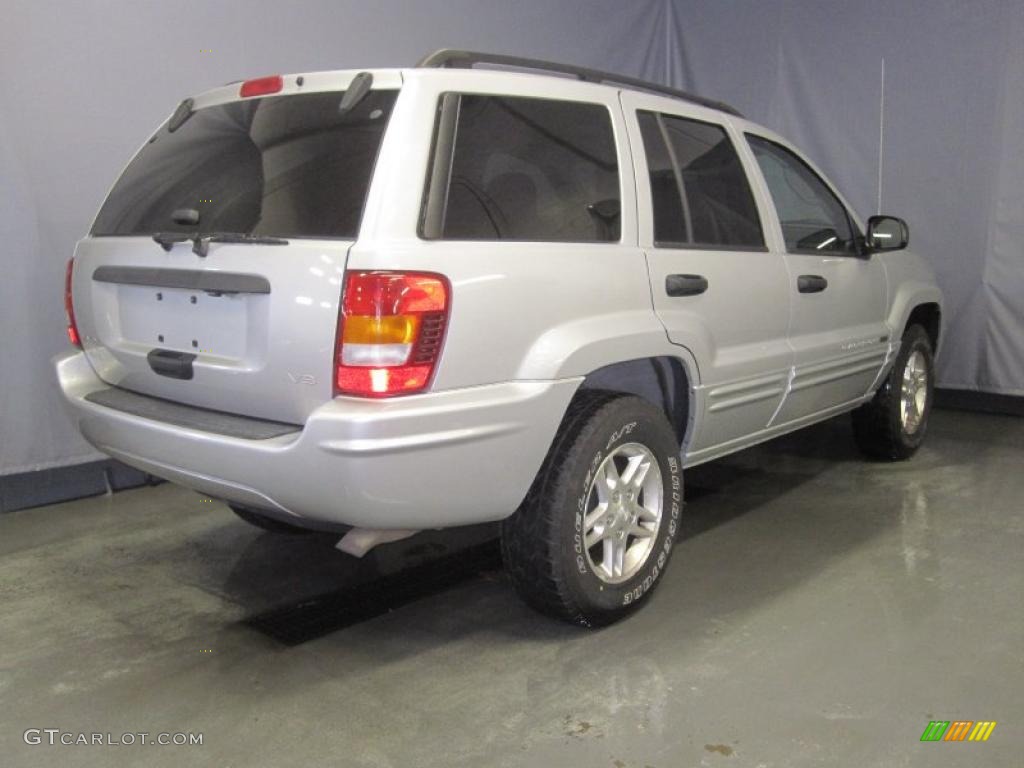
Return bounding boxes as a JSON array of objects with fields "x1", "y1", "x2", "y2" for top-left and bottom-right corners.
[
  {"x1": 797, "y1": 274, "x2": 828, "y2": 294},
  {"x1": 666, "y1": 274, "x2": 708, "y2": 297}
]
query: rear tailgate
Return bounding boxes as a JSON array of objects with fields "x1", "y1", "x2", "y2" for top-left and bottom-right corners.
[
  {"x1": 72, "y1": 73, "x2": 400, "y2": 424},
  {"x1": 72, "y1": 237, "x2": 348, "y2": 424}
]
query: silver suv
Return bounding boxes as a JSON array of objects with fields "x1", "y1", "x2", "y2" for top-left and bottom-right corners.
[{"x1": 56, "y1": 51, "x2": 943, "y2": 625}]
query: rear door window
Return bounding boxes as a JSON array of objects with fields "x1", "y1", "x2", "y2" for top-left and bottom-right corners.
[
  {"x1": 637, "y1": 111, "x2": 764, "y2": 248},
  {"x1": 420, "y1": 95, "x2": 620, "y2": 242},
  {"x1": 91, "y1": 89, "x2": 397, "y2": 239}
]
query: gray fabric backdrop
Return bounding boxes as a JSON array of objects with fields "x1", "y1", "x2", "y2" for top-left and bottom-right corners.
[{"x1": 2, "y1": 0, "x2": 1020, "y2": 475}]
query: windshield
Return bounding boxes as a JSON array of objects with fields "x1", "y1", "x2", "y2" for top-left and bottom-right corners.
[{"x1": 91, "y1": 89, "x2": 398, "y2": 239}]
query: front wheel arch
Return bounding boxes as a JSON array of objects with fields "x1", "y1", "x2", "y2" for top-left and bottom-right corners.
[
  {"x1": 853, "y1": 324, "x2": 935, "y2": 461},
  {"x1": 905, "y1": 302, "x2": 941, "y2": 351}
]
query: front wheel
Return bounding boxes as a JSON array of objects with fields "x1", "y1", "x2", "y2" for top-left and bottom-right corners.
[
  {"x1": 852, "y1": 324, "x2": 935, "y2": 461},
  {"x1": 500, "y1": 393, "x2": 683, "y2": 627}
]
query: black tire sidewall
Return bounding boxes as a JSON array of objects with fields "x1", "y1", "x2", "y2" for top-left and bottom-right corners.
[
  {"x1": 556, "y1": 399, "x2": 683, "y2": 622},
  {"x1": 888, "y1": 326, "x2": 935, "y2": 452}
]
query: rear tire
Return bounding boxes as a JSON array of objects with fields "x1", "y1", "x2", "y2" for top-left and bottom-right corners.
[
  {"x1": 229, "y1": 504, "x2": 315, "y2": 534},
  {"x1": 852, "y1": 324, "x2": 934, "y2": 461},
  {"x1": 500, "y1": 393, "x2": 683, "y2": 627}
]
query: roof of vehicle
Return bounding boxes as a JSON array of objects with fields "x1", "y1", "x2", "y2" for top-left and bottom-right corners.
[
  {"x1": 416, "y1": 49, "x2": 743, "y2": 117},
  {"x1": 188, "y1": 49, "x2": 742, "y2": 119}
]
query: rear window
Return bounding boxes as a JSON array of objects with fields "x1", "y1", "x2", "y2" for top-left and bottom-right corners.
[
  {"x1": 91, "y1": 89, "x2": 397, "y2": 239},
  {"x1": 420, "y1": 94, "x2": 620, "y2": 242}
]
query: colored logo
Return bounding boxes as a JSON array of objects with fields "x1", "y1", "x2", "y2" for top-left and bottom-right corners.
[{"x1": 920, "y1": 720, "x2": 997, "y2": 742}]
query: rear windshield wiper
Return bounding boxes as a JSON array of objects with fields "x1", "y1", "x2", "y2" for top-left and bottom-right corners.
[
  {"x1": 191, "y1": 233, "x2": 289, "y2": 257},
  {"x1": 153, "y1": 232, "x2": 190, "y2": 251},
  {"x1": 151, "y1": 231, "x2": 288, "y2": 256}
]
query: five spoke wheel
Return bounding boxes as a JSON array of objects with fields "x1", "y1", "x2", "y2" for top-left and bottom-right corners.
[
  {"x1": 901, "y1": 350, "x2": 929, "y2": 434},
  {"x1": 582, "y1": 443, "x2": 663, "y2": 583}
]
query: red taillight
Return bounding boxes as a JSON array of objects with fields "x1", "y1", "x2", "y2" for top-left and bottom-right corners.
[
  {"x1": 64, "y1": 258, "x2": 81, "y2": 347},
  {"x1": 335, "y1": 272, "x2": 450, "y2": 397},
  {"x1": 239, "y1": 75, "x2": 283, "y2": 98}
]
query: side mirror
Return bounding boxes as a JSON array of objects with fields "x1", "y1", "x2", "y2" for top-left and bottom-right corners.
[{"x1": 865, "y1": 215, "x2": 909, "y2": 252}]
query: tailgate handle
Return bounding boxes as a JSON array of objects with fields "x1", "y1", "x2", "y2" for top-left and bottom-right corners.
[
  {"x1": 92, "y1": 266, "x2": 270, "y2": 295},
  {"x1": 147, "y1": 349, "x2": 196, "y2": 380}
]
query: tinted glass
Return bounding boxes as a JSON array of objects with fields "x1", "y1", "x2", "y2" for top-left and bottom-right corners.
[
  {"x1": 637, "y1": 112, "x2": 687, "y2": 244},
  {"x1": 426, "y1": 95, "x2": 620, "y2": 241},
  {"x1": 638, "y1": 111, "x2": 763, "y2": 248},
  {"x1": 92, "y1": 90, "x2": 398, "y2": 239},
  {"x1": 747, "y1": 135, "x2": 856, "y2": 253}
]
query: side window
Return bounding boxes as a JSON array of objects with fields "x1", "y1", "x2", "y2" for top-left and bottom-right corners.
[
  {"x1": 747, "y1": 135, "x2": 857, "y2": 254},
  {"x1": 637, "y1": 111, "x2": 764, "y2": 248},
  {"x1": 637, "y1": 113, "x2": 688, "y2": 244},
  {"x1": 420, "y1": 95, "x2": 620, "y2": 242}
]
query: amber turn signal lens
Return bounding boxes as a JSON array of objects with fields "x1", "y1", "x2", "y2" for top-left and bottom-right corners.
[{"x1": 335, "y1": 271, "x2": 450, "y2": 397}]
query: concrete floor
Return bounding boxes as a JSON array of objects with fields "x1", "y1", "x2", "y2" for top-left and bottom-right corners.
[{"x1": 0, "y1": 409, "x2": 1021, "y2": 767}]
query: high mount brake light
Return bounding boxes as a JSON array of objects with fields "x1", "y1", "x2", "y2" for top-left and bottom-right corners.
[
  {"x1": 335, "y1": 272, "x2": 450, "y2": 397},
  {"x1": 239, "y1": 75, "x2": 283, "y2": 98},
  {"x1": 65, "y1": 258, "x2": 81, "y2": 348}
]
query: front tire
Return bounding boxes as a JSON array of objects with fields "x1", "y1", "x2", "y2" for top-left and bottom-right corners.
[
  {"x1": 852, "y1": 324, "x2": 935, "y2": 461},
  {"x1": 500, "y1": 393, "x2": 683, "y2": 627}
]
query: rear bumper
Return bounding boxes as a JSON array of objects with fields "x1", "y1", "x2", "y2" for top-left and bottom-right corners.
[{"x1": 55, "y1": 351, "x2": 579, "y2": 529}]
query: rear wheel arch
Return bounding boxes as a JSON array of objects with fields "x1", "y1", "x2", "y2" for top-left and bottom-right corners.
[
  {"x1": 500, "y1": 391, "x2": 684, "y2": 625},
  {"x1": 577, "y1": 357, "x2": 692, "y2": 448}
]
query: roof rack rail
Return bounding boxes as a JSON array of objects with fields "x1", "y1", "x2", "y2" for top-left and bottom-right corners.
[{"x1": 416, "y1": 49, "x2": 743, "y2": 118}]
